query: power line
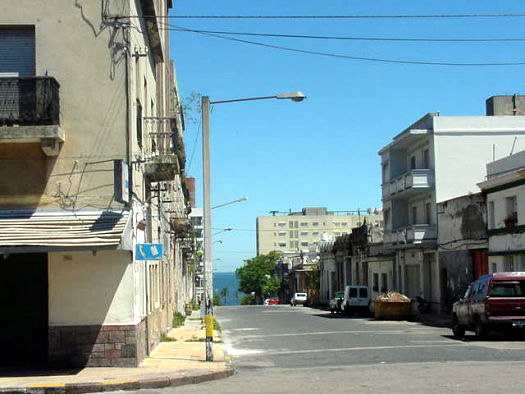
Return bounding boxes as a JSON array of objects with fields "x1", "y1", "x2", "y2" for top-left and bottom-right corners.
[
  {"x1": 160, "y1": 26, "x2": 525, "y2": 43},
  {"x1": 140, "y1": 13, "x2": 525, "y2": 19},
  {"x1": 169, "y1": 24, "x2": 525, "y2": 66}
]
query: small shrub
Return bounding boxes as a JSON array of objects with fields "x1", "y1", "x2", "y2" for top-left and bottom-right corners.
[
  {"x1": 160, "y1": 333, "x2": 177, "y2": 342},
  {"x1": 240, "y1": 294, "x2": 256, "y2": 305},
  {"x1": 172, "y1": 311, "x2": 186, "y2": 328}
]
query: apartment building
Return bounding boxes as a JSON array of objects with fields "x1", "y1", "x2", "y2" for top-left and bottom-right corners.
[
  {"x1": 256, "y1": 207, "x2": 381, "y2": 256},
  {"x1": 379, "y1": 97, "x2": 525, "y2": 306},
  {"x1": 0, "y1": 0, "x2": 192, "y2": 367},
  {"x1": 479, "y1": 149, "x2": 525, "y2": 273},
  {"x1": 189, "y1": 207, "x2": 204, "y2": 300}
]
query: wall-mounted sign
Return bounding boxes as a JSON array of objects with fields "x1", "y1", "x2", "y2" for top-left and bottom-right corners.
[
  {"x1": 114, "y1": 160, "x2": 129, "y2": 204},
  {"x1": 135, "y1": 243, "x2": 164, "y2": 261}
]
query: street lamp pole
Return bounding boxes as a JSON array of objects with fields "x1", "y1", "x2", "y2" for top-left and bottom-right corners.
[
  {"x1": 201, "y1": 91, "x2": 306, "y2": 361},
  {"x1": 201, "y1": 96, "x2": 214, "y2": 361}
]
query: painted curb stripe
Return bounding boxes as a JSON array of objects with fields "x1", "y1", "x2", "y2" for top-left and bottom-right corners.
[
  {"x1": 102, "y1": 379, "x2": 140, "y2": 385},
  {"x1": 26, "y1": 384, "x2": 66, "y2": 388}
]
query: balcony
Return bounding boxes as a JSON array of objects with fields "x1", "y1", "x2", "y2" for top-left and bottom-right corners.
[
  {"x1": 383, "y1": 169, "x2": 434, "y2": 200},
  {"x1": 0, "y1": 77, "x2": 64, "y2": 155},
  {"x1": 385, "y1": 224, "x2": 437, "y2": 246},
  {"x1": 142, "y1": 117, "x2": 180, "y2": 182}
]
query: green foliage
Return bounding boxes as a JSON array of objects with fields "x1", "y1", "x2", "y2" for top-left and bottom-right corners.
[
  {"x1": 240, "y1": 293, "x2": 256, "y2": 305},
  {"x1": 192, "y1": 300, "x2": 200, "y2": 311},
  {"x1": 180, "y1": 91, "x2": 202, "y2": 124},
  {"x1": 160, "y1": 333, "x2": 177, "y2": 342},
  {"x1": 172, "y1": 311, "x2": 186, "y2": 328},
  {"x1": 262, "y1": 275, "x2": 282, "y2": 298},
  {"x1": 213, "y1": 293, "x2": 221, "y2": 306},
  {"x1": 214, "y1": 317, "x2": 222, "y2": 332},
  {"x1": 236, "y1": 252, "x2": 282, "y2": 301}
]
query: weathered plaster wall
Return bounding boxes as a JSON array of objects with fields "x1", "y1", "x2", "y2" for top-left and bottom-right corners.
[{"x1": 48, "y1": 250, "x2": 134, "y2": 326}]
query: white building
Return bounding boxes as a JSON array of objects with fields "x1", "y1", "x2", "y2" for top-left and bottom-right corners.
[
  {"x1": 479, "y1": 149, "x2": 525, "y2": 273},
  {"x1": 379, "y1": 100, "x2": 525, "y2": 305},
  {"x1": 189, "y1": 207, "x2": 204, "y2": 300}
]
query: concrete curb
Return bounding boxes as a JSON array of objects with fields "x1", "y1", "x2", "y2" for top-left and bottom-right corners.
[{"x1": 0, "y1": 368, "x2": 235, "y2": 394}]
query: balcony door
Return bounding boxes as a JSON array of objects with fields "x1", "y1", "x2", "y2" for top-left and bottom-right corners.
[{"x1": 0, "y1": 27, "x2": 35, "y2": 76}]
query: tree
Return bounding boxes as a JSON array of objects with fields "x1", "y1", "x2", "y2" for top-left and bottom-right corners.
[
  {"x1": 240, "y1": 293, "x2": 256, "y2": 305},
  {"x1": 212, "y1": 293, "x2": 221, "y2": 306},
  {"x1": 235, "y1": 251, "x2": 282, "y2": 303}
]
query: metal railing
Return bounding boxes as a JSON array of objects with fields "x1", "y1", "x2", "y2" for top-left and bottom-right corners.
[
  {"x1": 0, "y1": 77, "x2": 60, "y2": 126},
  {"x1": 143, "y1": 117, "x2": 175, "y2": 159}
]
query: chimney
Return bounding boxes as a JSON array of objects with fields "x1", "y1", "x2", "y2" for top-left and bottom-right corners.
[
  {"x1": 486, "y1": 95, "x2": 525, "y2": 116},
  {"x1": 186, "y1": 177, "x2": 196, "y2": 207}
]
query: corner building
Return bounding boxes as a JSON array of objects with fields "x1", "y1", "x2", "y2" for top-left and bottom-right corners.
[{"x1": 0, "y1": 0, "x2": 193, "y2": 367}]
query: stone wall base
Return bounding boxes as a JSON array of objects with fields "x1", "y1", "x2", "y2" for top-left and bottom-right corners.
[{"x1": 49, "y1": 319, "x2": 146, "y2": 367}]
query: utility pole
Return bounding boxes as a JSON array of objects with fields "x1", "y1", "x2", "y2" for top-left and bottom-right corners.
[{"x1": 201, "y1": 96, "x2": 213, "y2": 361}]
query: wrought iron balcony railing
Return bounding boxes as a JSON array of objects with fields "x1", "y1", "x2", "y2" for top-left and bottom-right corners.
[{"x1": 0, "y1": 77, "x2": 60, "y2": 126}]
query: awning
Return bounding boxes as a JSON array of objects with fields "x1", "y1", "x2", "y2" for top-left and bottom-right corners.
[{"x1": 0, "y1": 210, "x2": 131, "y2": 252}]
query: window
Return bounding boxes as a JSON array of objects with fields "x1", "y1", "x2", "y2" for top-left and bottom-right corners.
[
  {"x1": 301, "y1": 242, "x2": 309, "y2": 247},
  {"x1": 341, "y1": 222, "x2": 348, "y2": 227},
  {"x1": 410, "y1": 155, "x2": 416, "y2": 170},
  {"x1": 359, "y1": 288, "x2": 368, "y2": 298},
  {"x1": 492, "y1": 263, "x2": 497, "y2": 273},
  {"x1": 423, "y1": 149, "x2": 430, "y2": 168},
  {"x1": 504, "y1": 255, "x2": 515, "y2": 271},
  {"x1": 289, "y1": 221, "x2": 294, "y2": 228},
  {"x1": 425, "y1": 203, "x2": 432, "y2": 224},
  {"x1": 491, "y1": 281, "x2": 525, "y2": 297},
  {"x1": 300, "y1": 231, "x2": 308, "y2": 236},
  {"x1": 334, "y1": 222, "x2": 340, "y2": 227},
  {"x1": 313, "y1": 232, "x2": 319, "y2": 236},
  {"x1": 278, "y1": 242, "x2": 286, "y2": 247},
  {"x1": 373, "y1": 274, "x2": 379, "y2": 292},
  {"x1": 349, "y1": 288, "x2": 358, "y2": 298},
  {"x1": 300, "y1": 222, "x2": 308, "y2": 227},
  {"x1": 488, "y1": 201, "x2": 495, "y2": 229},
  {"x1": 412, "y1": 206, "x2": 418, "y2": 225},
  {"x1": 505, "y1": 196, "x2": 518, "y2": 225},
  {"x1": 381, "y1": 273, "x2": 388, "y2": 293},
  {"x1": 195, "y1": 229, "x2": 203, "y2": 238},
  {"x1": 278, "y1": 232, "x2": 286, "y2": 237},
  {"x1": 289, "y1": 231, "x2": 294, "y2": 238},
  {"x1": 191, "y1": 217, "x2": 202, "y2": 226},
  {"x1": 312, "y1": 222, "x2": 319, "y2": 227},
  {"x1": 136, "y1": 100, "x2": 143, "y2": 147},
  {"x1": 278, "y1": 222, "x2": 286, "y2": 227},
  {"x1": 382, "y1": 162, "x2": 389, "y2": 182}
]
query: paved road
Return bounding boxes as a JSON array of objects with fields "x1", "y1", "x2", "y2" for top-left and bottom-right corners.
[{"x1": 130, "y1": 305, "x2": 525, "y2": 393}]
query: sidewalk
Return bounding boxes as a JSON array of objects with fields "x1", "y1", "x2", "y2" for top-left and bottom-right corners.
[{"x1": 0, "y1": 312, "x2": 233, "y2": 393}]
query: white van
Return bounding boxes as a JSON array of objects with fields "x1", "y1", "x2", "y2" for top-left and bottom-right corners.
[{"x1": 342, "y1": 285, "x2": 370, "y2": 315}]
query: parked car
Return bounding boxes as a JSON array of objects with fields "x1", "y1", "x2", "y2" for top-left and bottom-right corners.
[
  {"x1": 342, "y1": 285, "x2": 370, "y2": 315},
  {"x1": 329, "y1": 291, "x2": 345, "y2": 314},
  {"x1": 452, "y1": 272, "x2": 525, "y2": 338},
  {"x1": 268, "y1": 297, "x2": 280, "y2": 305},
  {"x1": 291, "y1": 292, "x2": 308, "y2": 307}
]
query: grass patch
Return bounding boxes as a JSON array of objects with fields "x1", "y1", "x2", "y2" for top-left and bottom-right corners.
[
  {"x1": 214, "y1": 318, "x2": 221, "y2": 332},
  {"x1": 172, "y1": 311, "x2": 186, "y2": 328},
  {"x1": 160, "y1": 333, "x2": 177, "y2": 342},
  {"x1": 185, "y1": 338, "x2": 222, "y2": 343}
]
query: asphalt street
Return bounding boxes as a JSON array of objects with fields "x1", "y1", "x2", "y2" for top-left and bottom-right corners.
[{"x1": 125, "y1": 305, "x2": 525, "y2": 393}]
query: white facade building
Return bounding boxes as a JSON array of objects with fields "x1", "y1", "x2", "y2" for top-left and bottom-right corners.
[
  {"x1": 479, "y1": 149, "x2": 525, "y2": 273},
  {"x1": 379, "y1": 106, "x2": 525, "y2": 303}
]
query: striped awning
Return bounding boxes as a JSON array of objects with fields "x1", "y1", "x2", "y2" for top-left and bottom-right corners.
[{"x1": 0, "y1": 210, "x2": 131, "y2": 251}]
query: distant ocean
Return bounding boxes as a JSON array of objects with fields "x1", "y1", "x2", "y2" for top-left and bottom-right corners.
[{"x1": 213, "y1": 272, "x2": 245, "y2": 306}]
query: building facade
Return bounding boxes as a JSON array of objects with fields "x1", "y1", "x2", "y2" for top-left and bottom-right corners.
[
  {"x1": 0, "y1": 0, "x2": 193, "y2": 367},
  {"x1": 479, "y1": 149, "x2": 525, "y2": 273},
  {"x1": 379, "y1": 98, "x2": 525, "y2": 308}
]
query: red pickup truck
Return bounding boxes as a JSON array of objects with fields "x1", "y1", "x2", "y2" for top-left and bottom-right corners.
[{"x1": 452, "y1": 272, "x2": 525, "y2": 338}]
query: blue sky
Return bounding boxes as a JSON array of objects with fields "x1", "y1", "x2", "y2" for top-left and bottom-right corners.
[{"x1": 168, "y1": 1, "x2": 525, "y2": 272}]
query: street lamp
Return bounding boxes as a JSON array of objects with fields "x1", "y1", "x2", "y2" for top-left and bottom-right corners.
[
  {"x1": 201, "y1": 91, "x2": 306, "y2": 361},
  {"x1": 212, "y1": 227, "x2": 233, "y2": 237},
  {"x1": 212, "y1": 196, "x2": 249, "y2": 210}
]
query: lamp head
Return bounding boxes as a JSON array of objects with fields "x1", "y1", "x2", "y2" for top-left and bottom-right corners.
[{"x1": 276, "y1": 91, "x2": 307, "y2": 102}]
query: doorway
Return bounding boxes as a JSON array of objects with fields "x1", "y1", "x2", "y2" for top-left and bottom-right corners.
[{"x1": 0, "y1": 253, "x2": 48, "y2": 366}]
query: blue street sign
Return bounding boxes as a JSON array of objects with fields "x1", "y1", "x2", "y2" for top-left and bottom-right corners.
[{"x1": 135, "y1": 243, "x2": 164, "y2": 260}]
